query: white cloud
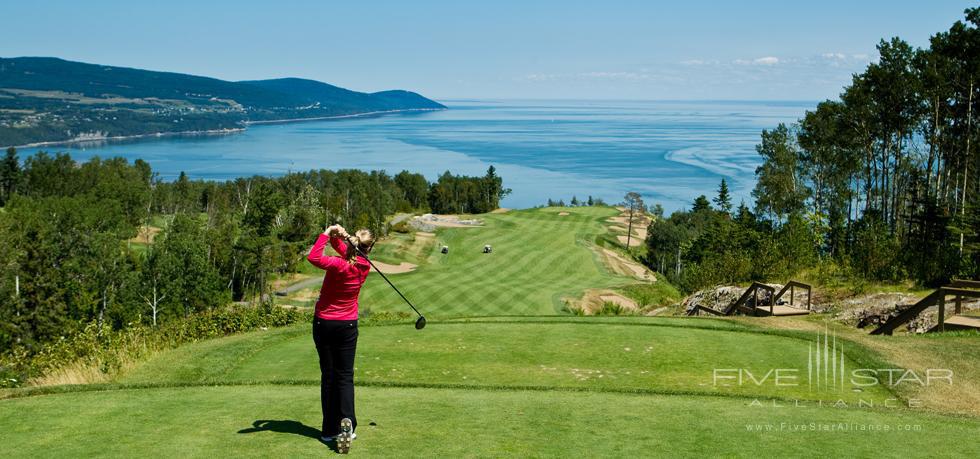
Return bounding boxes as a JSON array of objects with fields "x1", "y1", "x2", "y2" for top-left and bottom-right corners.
[
  {"x1": 579, "y1": 71, "x2": 646, "y2": 80},
  {"x1": 821, "y1": 52, "x2": 847, "y2": 60},
  {"x1": 519, "y1": 73, "x2": 559, "y2": 81},
  {"x1": 734, "y1": 56, "x2": 779, "y2": 66}
]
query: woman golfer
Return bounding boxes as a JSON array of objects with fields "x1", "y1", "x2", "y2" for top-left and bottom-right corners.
[{"x1": 307, "y1": 224, "x2": 374, "y2": 453}]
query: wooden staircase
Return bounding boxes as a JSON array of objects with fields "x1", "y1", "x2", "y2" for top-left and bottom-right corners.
[
  {"x1": 871, "y1": 280, "x2": 980, "y2": 335},
  {"x1": 687, "y1": 281, "x2": 812, "y2": 317}
]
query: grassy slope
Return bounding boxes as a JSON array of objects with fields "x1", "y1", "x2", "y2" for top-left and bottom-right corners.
[
  {"x1": 356, "y1": 206, "x2": 633, "y2": 317},
  {"x1": 119, "y1": 318, "x2": 891, "y2": 402},
  {"x1": 741, "y1": 315, "x2": 980, "y2": 416}
]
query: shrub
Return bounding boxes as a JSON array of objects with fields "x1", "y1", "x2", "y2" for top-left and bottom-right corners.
[
  {"x1": 391, "y1": 220, "x2": 412, "y2": 233},
  {"x1": 596, "y1": 301, "x2": 626, "y2": 316},
  {"x1": 0, "y1": 304, "x2": 309, "y2": 388}
]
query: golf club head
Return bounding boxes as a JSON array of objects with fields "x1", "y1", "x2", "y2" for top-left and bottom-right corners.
[{"x1": 415, "y1": 316, "x2": 427, "y2": 330}]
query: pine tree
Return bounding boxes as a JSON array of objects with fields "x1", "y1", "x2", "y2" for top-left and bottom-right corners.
[
  {"x1": 621, "y1": 192, "x2": 646, "y2": 251},
  {"x1": 692, "y1": 195, "x2": 711, "y2": 213},
  {"x1": 714, "y1": 178, "x2": 732, "y2": 213},
  {"x1": 587, "y1": 195, "x2": 594, "y2": 206},
  {"x1": 652, "y1": 203, "x2": 664, "y2": 219},
  {"x1": 0, "y1": 147, "x2": 20, "y2": 206}
]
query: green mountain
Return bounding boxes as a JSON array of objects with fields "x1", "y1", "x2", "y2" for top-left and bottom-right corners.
[{"x1": 0, "y1": 57, "x2": 445, "y2": 147}]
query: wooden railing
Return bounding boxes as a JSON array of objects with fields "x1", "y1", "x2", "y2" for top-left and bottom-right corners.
[
  {"x1": 871, "y1": 280, "x2": 980, "y2": 335},
  {"x1": 687, "y1": 282, "x2": 776, "y2": 316},
  {"x1": 773, "y1": 281, "x2": 812, "y2": 311}
]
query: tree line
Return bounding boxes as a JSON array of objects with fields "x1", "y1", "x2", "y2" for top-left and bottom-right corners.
[
  {"x1": 0, "y1": 148, "x2": 507, "y2": 353},
  {"x1": 646, "y1": 8, "x2": 980, "y2": 290}
]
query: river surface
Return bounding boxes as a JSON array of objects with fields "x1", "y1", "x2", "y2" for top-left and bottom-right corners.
[{"x1": 20, "y1": 99, "x2": 814, "y2": 211}]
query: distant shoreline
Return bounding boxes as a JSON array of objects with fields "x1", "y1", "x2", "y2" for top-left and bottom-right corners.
[
  {"x1": 7, "y1": 128, "x2": 247, "y2": 150},
  {"x1": 5, "y1": 108, "x2": 445, "y2": 149}
]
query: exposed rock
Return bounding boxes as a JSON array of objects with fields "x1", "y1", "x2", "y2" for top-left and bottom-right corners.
[
  {"x1": 834, "y1": 293, "x2": 919, "y2": 330},
  {"x1": 683, "y1": 285, "x2": 780, "y2": 314}
]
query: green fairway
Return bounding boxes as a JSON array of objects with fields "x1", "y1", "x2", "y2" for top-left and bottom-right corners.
[{"x1": 354, "y1": 207, "x2": 636, "y2": 316}]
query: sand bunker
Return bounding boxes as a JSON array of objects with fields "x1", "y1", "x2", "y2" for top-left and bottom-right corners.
[
  {"x1": 129, "y1": 225, "x2": 162, "y2": 244},
  {"x1": 598, "y1": 293, "x2": 639, "y2": 310},
  {"x1": 491, "y1": 208, "x2": 511, "y2": 214},
  {"x1": 569, "y1": 289, "x2": 641, "y2": 315},
  {"x1": 616, "y1": 235, "x2": 643, "y2": 247},
  {"x1": 414, "y1": 214, "x2": 483, "y2": 228},
  {"x1": 558, "y1": 211, "x2": 570, "y2": 216},
  {"x1": 598, "y1": 248, "x2": 655, "y2": 282},
  {"x1": 607, "y1": 216, "x2": 649, "y2": 240},
  {"x1": 371, "y1": 261, "x2": 417, "y2": 274}
]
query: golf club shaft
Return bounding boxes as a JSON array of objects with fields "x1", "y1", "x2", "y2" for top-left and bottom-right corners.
[{"x1": 348, "y1": 240, "x2": 423, "y2": 318}]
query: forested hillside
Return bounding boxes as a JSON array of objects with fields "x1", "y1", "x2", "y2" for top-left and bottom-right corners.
[
  {"x1": 0, "y1": 57, "x2": 445, "y2": 146},
  {"x1": 0, "y1": 147, "x2": 505, "y2": 361},
  {"x1": 645, "y1": 8, "x2": 980, "y2": 291}
]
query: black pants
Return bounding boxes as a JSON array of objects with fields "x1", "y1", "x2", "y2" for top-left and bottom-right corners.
[{"x1": 312, "y1": 318, "x2": 358, "y2": 436}]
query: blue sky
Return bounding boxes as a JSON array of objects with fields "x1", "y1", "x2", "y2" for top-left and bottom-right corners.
[{"x1": 1, "y1": 1, "x2": 974, "y2": 100}]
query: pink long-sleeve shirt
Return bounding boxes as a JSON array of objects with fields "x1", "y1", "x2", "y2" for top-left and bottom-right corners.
[{"x1": 307, "y1": 234, "x2": 370, "y2": 320}]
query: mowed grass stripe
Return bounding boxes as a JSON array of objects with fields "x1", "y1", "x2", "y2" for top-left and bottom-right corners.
[
  {"x1": 358, "y1": 207, "x2": 625, "y2": 317},
  {"x1": 474, "y1": 213, "x2": 612, "y2": 313}
]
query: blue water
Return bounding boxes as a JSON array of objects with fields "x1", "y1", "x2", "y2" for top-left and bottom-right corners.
[{"x1": 20, "y1": 99, "x2": 813, "y2": 211}]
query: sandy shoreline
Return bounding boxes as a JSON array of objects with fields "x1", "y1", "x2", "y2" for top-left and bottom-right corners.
[
  {"x1": 6, "y1": 128, "x2": 246, "y2": 150},
  {"x1": 4, "y1": 107, "x2": 445, "y2": 149}
]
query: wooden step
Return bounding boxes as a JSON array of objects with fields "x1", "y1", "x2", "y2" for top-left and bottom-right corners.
[
  {"x1": 755, "y1": 305, "x2": 810, "y2": 317},
  {"x1": 943, "y1": 315, "x2": 980, "y2": 330}
]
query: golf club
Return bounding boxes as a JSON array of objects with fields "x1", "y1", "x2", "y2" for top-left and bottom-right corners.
[{"x1": 347, "y1": 236, "x2": 427, "y2": 330}]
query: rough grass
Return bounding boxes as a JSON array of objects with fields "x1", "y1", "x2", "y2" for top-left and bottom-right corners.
[{"x1": 739, "y1": 315, "x2": 980, "y2": 416}]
